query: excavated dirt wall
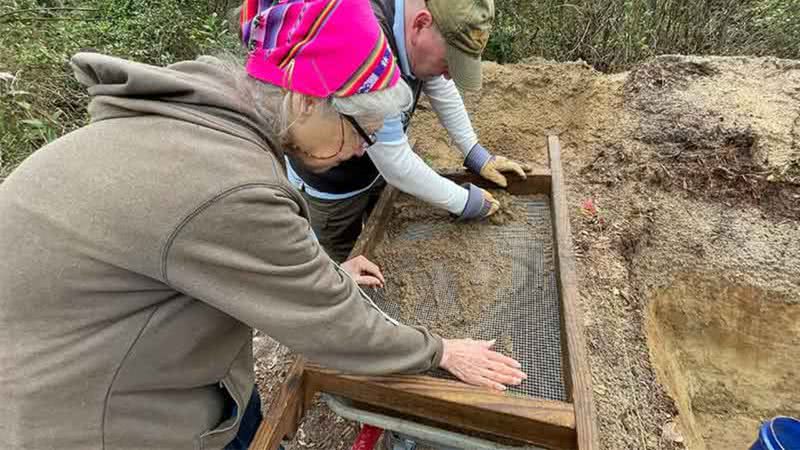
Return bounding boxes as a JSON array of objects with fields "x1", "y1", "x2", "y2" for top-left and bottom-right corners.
[{"x1": 646, "y1": 275, "x2": 800, "y2": 450}]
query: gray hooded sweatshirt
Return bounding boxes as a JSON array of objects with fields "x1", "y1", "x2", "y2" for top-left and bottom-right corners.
[{"x1": 0, "y1": 53, "x2": 441, "y2": 450}]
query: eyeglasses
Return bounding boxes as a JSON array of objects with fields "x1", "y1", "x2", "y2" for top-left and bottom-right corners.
[
  {"x1": 342, "y1": 114, "x2": 377, "y2": 149},
  {"x1": 307, "y1": 58, "x2": 376, "y2": 149},
  {"x1": 297, "y1": 117, "x2": 346, "y2": 161}
]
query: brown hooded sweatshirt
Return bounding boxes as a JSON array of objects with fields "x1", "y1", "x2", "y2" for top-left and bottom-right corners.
[{"x1": 0, "y1": 53, "x2": 441, "y2": 450}]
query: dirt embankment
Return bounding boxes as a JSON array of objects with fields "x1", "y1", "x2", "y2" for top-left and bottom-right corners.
[{"x1": 255, "y1": 56, "x2": 800, "y2": 450}]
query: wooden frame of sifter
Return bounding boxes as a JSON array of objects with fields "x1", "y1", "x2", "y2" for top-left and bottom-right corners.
[{"x1": 249, "y1": 136, "x2": 598, "y2": 450}]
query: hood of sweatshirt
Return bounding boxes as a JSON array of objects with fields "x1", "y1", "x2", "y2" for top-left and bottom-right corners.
[{"x1": 70, "y1": 52, "x2": 280, "y2": 157}]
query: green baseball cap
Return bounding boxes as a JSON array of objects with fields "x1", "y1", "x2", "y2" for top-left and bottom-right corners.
[{"x1": 427, "y1": 0, "x2": 494, "y2": 91}]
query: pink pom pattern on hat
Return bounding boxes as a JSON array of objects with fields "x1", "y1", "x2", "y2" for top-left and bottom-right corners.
[{"x1": 240, "y1": 0, "x2": 400, "y2": 98}]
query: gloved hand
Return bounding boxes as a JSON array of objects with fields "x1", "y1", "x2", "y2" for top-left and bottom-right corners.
[
  {"x1": 459, "y1": 183, "x2": 500, "y2": 220},
  {"x1": 464, "y1": 143, "x2": 532, "y2": 188}
]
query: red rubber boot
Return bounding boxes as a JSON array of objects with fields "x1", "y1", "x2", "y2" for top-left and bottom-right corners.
[{"x1": 351, "y1": 424, "x2": 384, "y2": 450}]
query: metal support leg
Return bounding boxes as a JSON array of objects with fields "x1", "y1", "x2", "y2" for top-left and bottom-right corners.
[{"x1": 322, "y1": 394, "x2": 544, "y2": 450}]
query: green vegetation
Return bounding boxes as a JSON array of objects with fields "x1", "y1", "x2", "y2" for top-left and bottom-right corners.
[
  {"x1": 0, "y1": 0, "x2": 239, "y2": 177},
  {"x1": 485, "y1": 0, "x2": 800, "y2": 69},
  {"x1": 2, "y1": 0, "x2": 799, "y2": 175}
]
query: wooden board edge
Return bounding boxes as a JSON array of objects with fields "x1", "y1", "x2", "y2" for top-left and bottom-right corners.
[
  {"x1": 351, "y1": 167, "x2": 552, "y2": 261},
  {"x1": 249, "y1": 357, "x2": 309, "y2": 450},
  {"x1": 349, "y1": 184, "x2": 400, "y2": 259},
  {"x1": 547, "y1": 135, "x2": 600, "y2": 450},
  {"x1": 436, "y1": 168, "x2": 552, "y2": 195},
  {"x1": 305, "y1": 364, "x2": 577, "y2": 450}
]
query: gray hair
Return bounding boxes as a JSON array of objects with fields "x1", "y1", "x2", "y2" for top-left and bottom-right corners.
[
  {"x1": 331, "y1": 82, "x2": 413, "y2": 119},
  {"x1": 210, "y1": 54, "x2": 413, "y2": 140}
]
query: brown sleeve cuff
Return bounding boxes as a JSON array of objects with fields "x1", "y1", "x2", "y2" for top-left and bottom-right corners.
[{"x1": 429, "y1": 334, "x2": 444, "y2": 371}]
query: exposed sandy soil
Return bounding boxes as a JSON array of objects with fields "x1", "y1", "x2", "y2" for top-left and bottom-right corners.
[
  {"x1": 254, "y1": 55, "x2": 800, "y2": 450},
  {"x1": 646, "y1": 275, "x2": 800, "y2": 450}
]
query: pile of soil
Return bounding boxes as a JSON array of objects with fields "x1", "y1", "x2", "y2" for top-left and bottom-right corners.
[
  {"x1": 255, "y1": 55, "x2": 800, "y2": 450},
  {"x1": 622, "y1": 56, "x2": 800, "y2": 219}
]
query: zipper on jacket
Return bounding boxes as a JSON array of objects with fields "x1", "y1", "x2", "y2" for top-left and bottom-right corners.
[
  {"x1": 200, "y1": 377, "x2": 242, "y2": 438},
  {"x1": 335, "y1": 262, "x2": 399, "y2": 326}
]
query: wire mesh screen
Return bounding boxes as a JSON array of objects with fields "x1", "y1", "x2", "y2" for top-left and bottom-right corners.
[{"x1": 363, "y1": 195, "x2": 566, "y2": 401}]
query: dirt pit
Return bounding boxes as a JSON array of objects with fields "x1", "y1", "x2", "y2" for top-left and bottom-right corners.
[{"x1": 646, "y1": 274, "x2": 800, "y2": 450}]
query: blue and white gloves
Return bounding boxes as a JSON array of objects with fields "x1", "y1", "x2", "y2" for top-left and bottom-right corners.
[
  {"x1": 460, "y1": 183, "x2": 500, "y2": 220},
  {"x1": 460, "y1": 144, "x2": 532, "y2": 220}
]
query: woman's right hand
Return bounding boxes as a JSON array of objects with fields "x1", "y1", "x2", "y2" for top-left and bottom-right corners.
[{"x1": 439, "y1": 339, "x2": 526, "y2": 391}]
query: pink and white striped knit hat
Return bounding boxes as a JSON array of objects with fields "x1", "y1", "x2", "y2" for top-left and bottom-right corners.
[{"x1": 240, "y1": 0, "x2": 401, "y2": 98}]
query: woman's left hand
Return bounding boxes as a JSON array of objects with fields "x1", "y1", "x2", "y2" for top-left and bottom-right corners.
[
  {"x1": 439, "y1": 339, "x2": 526, "y2": 391},
  {"x1": 340, "y1": 255, "x2": 385, "y2": 288}
]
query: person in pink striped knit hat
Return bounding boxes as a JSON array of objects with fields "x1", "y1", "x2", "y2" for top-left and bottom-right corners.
[
  {"x1": 241, "y1": 0, "x2": 400, "y2": 98},
  {"x1": 236, "y1": 0, "x2": 412, "y2": 173}
]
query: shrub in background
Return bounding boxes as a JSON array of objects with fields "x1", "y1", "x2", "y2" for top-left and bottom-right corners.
[
  {"x1": 0, "y1": 0, "x2": 240, "y2": 177},
  {"x1": 485, "y1": 0, "x2": 800, "y2": 69}
]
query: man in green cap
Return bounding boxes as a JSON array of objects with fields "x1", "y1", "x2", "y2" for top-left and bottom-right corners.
[{"x1": 285, "y1": 0, "x2": 532, "y2": 262}]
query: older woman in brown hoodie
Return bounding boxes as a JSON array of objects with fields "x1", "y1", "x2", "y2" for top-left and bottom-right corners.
[{"x1": 0, "y1": 0, "x2": 525, "y2": 449}]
